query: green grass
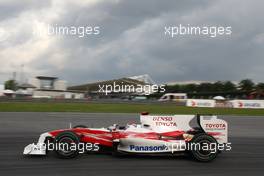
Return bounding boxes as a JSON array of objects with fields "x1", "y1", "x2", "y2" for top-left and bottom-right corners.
[{"x1": 0, "y1": 102, "x2": 263, "y2": 116}]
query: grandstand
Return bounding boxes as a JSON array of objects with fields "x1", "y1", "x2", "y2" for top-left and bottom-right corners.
[{"x1": 68, "y1": 74, "x2": 154, "y2": 98}]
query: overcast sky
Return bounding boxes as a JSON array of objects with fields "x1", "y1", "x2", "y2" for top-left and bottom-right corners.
[{"x1": 0, "y1": 0, "x2": 263, "y2": 85}]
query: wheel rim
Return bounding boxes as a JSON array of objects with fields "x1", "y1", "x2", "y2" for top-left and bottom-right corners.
[
  {"x1": 57, "y1": 137, "x2": 77, "y2": 156},
  {"x1": 196, "y1": 140, "x2": 212, "y2": 156}
]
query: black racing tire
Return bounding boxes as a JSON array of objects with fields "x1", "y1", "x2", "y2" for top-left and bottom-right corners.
[
  {"x1": 44, "y1": 137, "x2": 54, "y2": 154},
  {"x1": 54, "y1": 131, "x2": 80, "y2": 159},
  {"x1": 73, "y1": 125, "x2": 87, "y2": 128},
  {"x1": 188, "y1": 133, "x2": 218, "y2": 162},
  {"x1": 112, "y1": 142, "x2": 121, "y2": 157}
]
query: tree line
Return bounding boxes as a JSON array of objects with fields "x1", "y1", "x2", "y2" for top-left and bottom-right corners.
[
  {"x1": 165, "y1": 79, "x2": 264, "y2": 93},
  {"x1": 149, "y1": 79, "x2": 263, "y2": 99}
]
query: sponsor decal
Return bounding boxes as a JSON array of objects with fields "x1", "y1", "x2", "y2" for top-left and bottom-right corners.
[
  {"x1": 205, "y1": 123, "x2": 226, "y2": 129},
  {"x1": 195, "y1": 102, "x2": 212, "y2": 107},
  {"x1": 153, "y1": 117, "x2": 173, "y2": 121},
  {"x1": 238, "y1": 101, "x2": 243, "y2": 108},
  {"x1": 190, "y1": 100, "x2": 212, "y2": 107},
  {"x1": 155, "y1": 122, "x2": 177, "y2": 127},
  {"x1": 238, "y1": 101, "x2": 261, "y2": 108},
  {"x1": 129, "y1": 145, "x2": 168, "y2": 151},
  {"x1": 153, "y1": 116, "x2": 177, "y2": 127},
  {"x1": 187, "y1": 99, "x2": 216, "y2": 107}
]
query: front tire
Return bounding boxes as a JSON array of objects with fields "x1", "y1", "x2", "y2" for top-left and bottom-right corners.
[
  {"x1": 188, "y1": 133, "x2": 218, "y2": 162},
  {"x1": 112, "y1": 142, "x2": 121, "y2": 157},
  {"x1": 54, "y1": 131, "x2": 80, "y2": 159}
]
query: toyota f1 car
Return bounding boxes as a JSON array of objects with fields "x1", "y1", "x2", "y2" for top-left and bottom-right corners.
[{"x1": 23, "y1": 113, "x2": 228, "y2": 162}]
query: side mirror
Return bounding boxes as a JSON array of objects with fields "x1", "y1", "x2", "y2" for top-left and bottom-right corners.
[{"x1": 143, "y1": 124, "x2": 150, "y2": 128}]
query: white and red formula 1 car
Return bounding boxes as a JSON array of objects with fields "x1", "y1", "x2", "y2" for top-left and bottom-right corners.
[{"x1": 23, "y1": 112, "x2": 229, "y2": 162}]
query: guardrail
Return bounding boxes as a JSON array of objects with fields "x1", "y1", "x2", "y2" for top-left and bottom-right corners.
[
  {"x1": 186, "y1": 99, "x2": 264, "y2": 109},
  {"x1": 0, "y1": 97, "x2": 185, "y2": 105}
]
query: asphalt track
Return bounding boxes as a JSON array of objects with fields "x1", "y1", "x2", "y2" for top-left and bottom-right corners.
[{"x1": 0, "y1": 112, "x2": 264, "y2": 176}]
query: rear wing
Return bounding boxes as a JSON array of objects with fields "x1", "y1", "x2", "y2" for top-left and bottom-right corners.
[{"x1": 140, "y1": 113, "x2": 228, "y2": 144}]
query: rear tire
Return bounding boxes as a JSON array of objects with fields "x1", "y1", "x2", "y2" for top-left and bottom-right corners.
[
  {"x1": 54, "y1": 131, "x2": 80, "y2": 159},
  {"x1": 188, "y1": 133, "x2": 218, "y2": 162}
]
